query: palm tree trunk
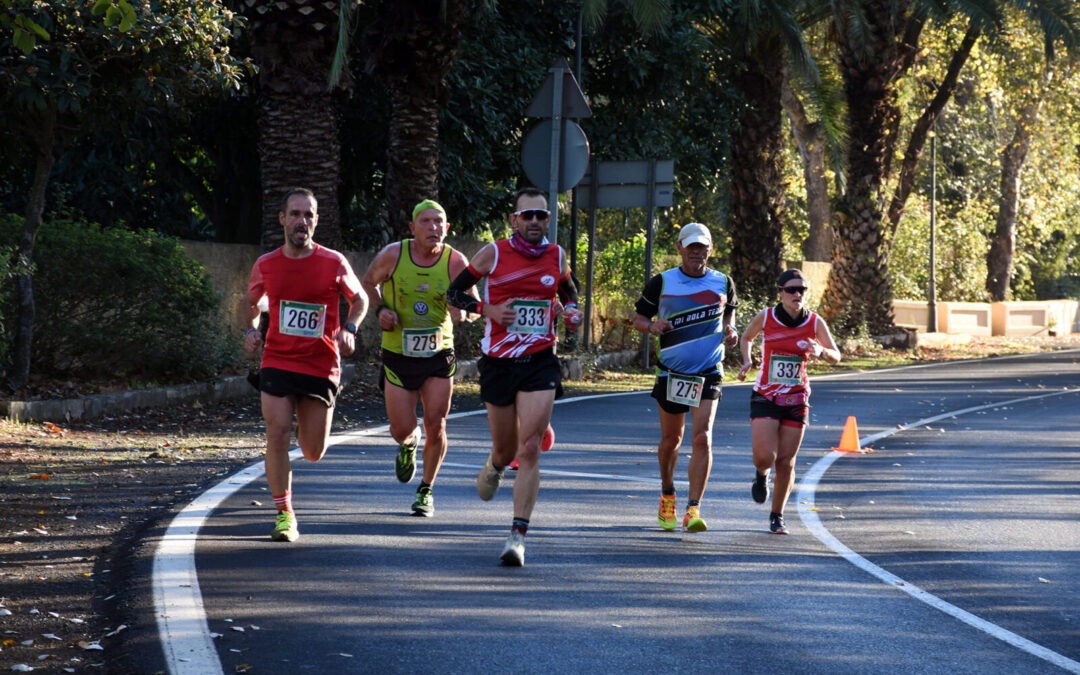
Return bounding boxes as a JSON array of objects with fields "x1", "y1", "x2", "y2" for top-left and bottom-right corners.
[
  {"x1": 728, "y1": 44, "x2": 786, "y2": 300},
  {"x1": 382, "y1": 80, "x2": 440, "y2": 241},
  {"x1": 11, "y1": 108, "x2": 56, "y2": 391},
  {"x1": 258, "y1": 93, "x2": 342, "y2": 249},
  {"x1": 366, "y1": 0, "x2": 468, "y2": 243},
  {"x1": 986, "y1": 69, "x2": 1049, "y2": 301},
  {"x1": 822, "y1": 0, "x2": 913, "y2": 336}
]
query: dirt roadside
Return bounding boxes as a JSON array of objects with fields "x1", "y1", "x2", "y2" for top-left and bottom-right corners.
[{"x1": 2, "y1": 337, "x2": 1078, "y2": 673}]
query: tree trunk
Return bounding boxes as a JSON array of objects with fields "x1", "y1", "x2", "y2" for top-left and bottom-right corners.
[
  {"x1": 728, "y1": 42, "x2": 787, "y2": 300},
  {"x1": 887, "y1": 23, "x2": 980, "y2": 237},
  {"x1": 822, "y1": 0, "x2": 915, "y2": 336},
  {"x1": 367, "y1": 0, "x2": 468, "y2": 243},
  {"x1": 382, "y1": 80, "x2": 441, "y2": 241},
  {"x1": 986, "y1": 70, "x2": 1048, "y2": 301},
  {"x1": 781, "y1": 78, "x2": 832, "y2": 262},
  {"x1": 257, "y1": 93, "x2": 342, "y2": 249},
  {"x1": 243, "y1": 0, "x2": 345, "y2": 250},
  {"x1": 10, "y1": 110, "x2": 57, "y2": 391}
]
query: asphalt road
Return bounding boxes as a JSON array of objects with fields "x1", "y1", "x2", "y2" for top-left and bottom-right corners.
[{"x1": 149, "y1": 350, "x2": 1080, "y2": 674}]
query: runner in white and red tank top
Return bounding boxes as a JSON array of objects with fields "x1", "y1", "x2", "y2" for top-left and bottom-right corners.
[
  {"x1": 446, "y1": 187, "x2": 582, "y2": 567},
  {"x1": 738, "y1": 269, "x2": 841, "y2": 535}
]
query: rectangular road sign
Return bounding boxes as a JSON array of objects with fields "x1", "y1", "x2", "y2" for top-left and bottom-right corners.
[
  {"x1": 577, "y1": 159, "x2": 674, "y2": 208},
  {"x1": 576, "y1": 183, "x2": 674, "y2": 209}
]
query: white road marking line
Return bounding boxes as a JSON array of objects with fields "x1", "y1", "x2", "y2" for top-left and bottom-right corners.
[{"x1": 798, "y1": 387, "x2": 1080, "y2": 674}]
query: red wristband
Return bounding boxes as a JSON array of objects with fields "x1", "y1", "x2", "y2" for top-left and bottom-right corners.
[{"x1": 475, "y1": 301, "x2": 484, "y2": 315}]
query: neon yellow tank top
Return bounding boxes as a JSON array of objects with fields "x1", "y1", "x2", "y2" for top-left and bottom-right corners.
[{"x1": 380, "y1": 239, "x2": 456, "y2": 356}]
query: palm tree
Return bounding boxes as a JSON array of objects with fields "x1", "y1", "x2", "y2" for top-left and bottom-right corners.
[
  {"x1": 820, "y1": 0, "x2": 1079, "y2": 335},
  {"x1": 712, "y1": 0, "x2": 834, "y2": 300},
  {"x1": 363, "y1": 0, "x2": 470, "y2": 242}
]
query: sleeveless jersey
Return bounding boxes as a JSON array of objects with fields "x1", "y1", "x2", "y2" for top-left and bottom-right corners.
[
  {"x1": 481, "y1": 238, "x2": 562, "y2": 359},
  {"x1": 753, "y1": 306, "x2": 820, "y2": 399},
  {"x1": 652, "y1": 267, "x2": 731, "y2": 376},
  {"x1": 380, "y1": 239, "x2": 456, "y2": 357},
  {"x1": 248, "y1": 243, "x2": 362, "y2": 385}
]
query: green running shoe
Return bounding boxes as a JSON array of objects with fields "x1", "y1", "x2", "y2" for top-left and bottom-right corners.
[
  {"x1": 395, "y1": 429, "x2": 421, "y2": 483},
  {"x1": 411, "y1": 486, "x2": 434, "y2": 517},
  {"x1": 682, "y1": 505, "x2": 707, "y2": 533},
  {"x1": 270, "y1": 510, "x2": 298, "y2": 542}
]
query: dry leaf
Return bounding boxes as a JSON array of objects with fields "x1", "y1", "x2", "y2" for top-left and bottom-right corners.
[{"x1": 28, "y1": 474, "x2": 51, "y2": 480}]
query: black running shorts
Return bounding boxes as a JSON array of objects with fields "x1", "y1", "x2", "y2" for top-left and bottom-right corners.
[
  {"x1": 749, "y1": 390, "x2": 808, "y2": 426},
  {"x1": 650, "y1": 371, "x2": 723, "y2": 415},
  {"x1": 478, "y1": 348, "x2": 561, "y2": 407},
  {"x1": 380, "y1": 348, "x2": 457, "y2": 392},
  {"x1": 257, "y1": 367, "x2": 339, "y2": 407}
]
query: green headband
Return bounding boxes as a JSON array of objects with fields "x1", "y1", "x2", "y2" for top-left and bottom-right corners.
[{"x1": 412, "y1": 199, "x2": 446, "y2": 222}]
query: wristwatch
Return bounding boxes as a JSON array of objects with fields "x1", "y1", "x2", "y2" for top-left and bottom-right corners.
[{"x1": 344, "y1": 322, "x2": 358, "y2": 335}]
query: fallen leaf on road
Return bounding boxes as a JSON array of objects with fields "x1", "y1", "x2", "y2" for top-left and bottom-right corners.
[
  {"x1": 1038, "y1": 577, "x2": 1053, "y2": 584},
  {"x1": 28, "y1": 474, "x2": 51, "y2": 480}
]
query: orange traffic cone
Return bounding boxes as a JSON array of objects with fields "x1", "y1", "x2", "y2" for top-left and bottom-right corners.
[{"x1": 832, "y1": 416, "x2": 870, "y2": 453}]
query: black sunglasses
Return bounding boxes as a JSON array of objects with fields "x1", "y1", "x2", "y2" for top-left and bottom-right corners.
[
  {"x1": 512, "y1": 209, "x2": 551, "y2": 221},
  {"x1": 780, "y1": 286, "x2": 808, "y2": 294}
]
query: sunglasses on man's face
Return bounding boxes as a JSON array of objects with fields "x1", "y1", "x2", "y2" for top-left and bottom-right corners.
[
  {"x1": 512, "y1": 209, "x2": 551, "y2": 221},
  {"x1": 780, "y1": 286, "x2": 808, "y2": 295}
]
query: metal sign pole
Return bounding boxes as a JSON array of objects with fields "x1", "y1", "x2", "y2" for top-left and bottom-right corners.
[
  {"x1": 546, "y1": 67, "x2": 564, "y2": 243},
  {"x1": 584, "y1": 159, "x2": 598, "y2": 350},
  {"x1": 642, "y1": 160, "x2": 657, "y2": 369}
]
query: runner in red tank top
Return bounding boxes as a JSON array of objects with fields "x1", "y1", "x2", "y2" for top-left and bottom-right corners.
[
  {"x1": 446, "y1": 187, "x2": 582, "y2": 567},
  {"x1": 243, "y1": 188, "x2": 367, "y2": 542},
  {"x1": 737, "y1": 269, "x2": 841, "y2": 534}
]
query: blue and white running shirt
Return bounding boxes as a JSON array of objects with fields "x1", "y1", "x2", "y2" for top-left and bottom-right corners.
[{"x1": 634, "y1": 266, "x2": 738, "y2": 376}]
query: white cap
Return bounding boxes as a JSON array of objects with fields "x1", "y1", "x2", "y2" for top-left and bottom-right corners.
[{"x1": 678, "y1": 222, "x2": 712, "y2": 247}]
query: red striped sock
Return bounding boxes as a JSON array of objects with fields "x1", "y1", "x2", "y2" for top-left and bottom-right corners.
[{"x1": 272, "y1": 491, "x2": 293, "y2": 513}]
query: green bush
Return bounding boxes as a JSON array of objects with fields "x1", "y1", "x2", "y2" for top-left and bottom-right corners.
[{"x1": 0, "y1": 213, "x2": 237, "y2": 384}]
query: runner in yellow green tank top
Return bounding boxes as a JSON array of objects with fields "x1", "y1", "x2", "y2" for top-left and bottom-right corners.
[{"x1": 362, "y1": 200, "x2": 478, "y2": 516}]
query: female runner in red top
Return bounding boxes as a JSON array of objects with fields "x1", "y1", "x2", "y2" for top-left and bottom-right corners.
[{"x1": 737, "y1": 269, "x2": 841, "y2": 534}]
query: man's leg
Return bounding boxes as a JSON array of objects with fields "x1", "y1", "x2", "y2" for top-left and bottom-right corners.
[
  {"x1": 294, "y1": 396, "x2": 334, "y2": 462},
  {"x1": 509, "y1": 388, "x2": 556, "y2": 522},
  {"x1": 657, "y1": 408, "x2": 685, "y2": 490},
  {"x1": 384, "y1": 377, "x2": 422, "y2": 483},
  {"x1": 417, "y1": 376, "x2": 452, "y2": 485},
  {"x1": 262, "y1": 392, "x2": 296, "y2": 496},
  {"x1": 384, "y1": 378, "x2": 422, "y2": 445},
  {"x1": 686, "y1": 398, "x2": 719, "y2": 503},
  {"x1": 262, "y1": 392, "x2": 299, "y2": 541}
]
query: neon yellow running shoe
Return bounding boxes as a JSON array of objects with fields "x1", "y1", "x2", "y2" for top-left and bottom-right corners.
[
  {"x1": 658, "y1": 494, "x2": 677, "y2": 531},
  {"x1": 682, "y1": 505, "x2": 707, "y2": 533},
  {"x1": 270, "y1": 510, "x2": 299, "y2": 542}
]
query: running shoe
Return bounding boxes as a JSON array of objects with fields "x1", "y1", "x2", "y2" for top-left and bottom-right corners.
[
  {"x1": 751, "y1": 471, "x2": 770, "y2": 504},
  {"x1": 769, "y1": 512, "x2": 789, "y2": 535},
  {"x1": 509, "y1": 457, "x2": 519, "y2": 470},
  {"x1": 270, "y1": 510, "x2": 299, "y2": 542},
  {"x1": 541, "y1": 425, "x2": 555, "y2": 452},
  {"x1": 500, "y1": 530, "x2": 525, "y2": 566},
  {"x1": 411, "y1": 487, "x2": 434, "y2": 517},
  {"x1": 476, "y1": 458, "x2": 505, "y2": 501},
  {"x1": 657, "y1": 494, "x2": 677, "y2": 531},
  {"x1": 395, "y1": 429, "x2": 421, "y2": 483},
  {"x1": 682, "y1": 505, "x2": 707, "y2": 533}
]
